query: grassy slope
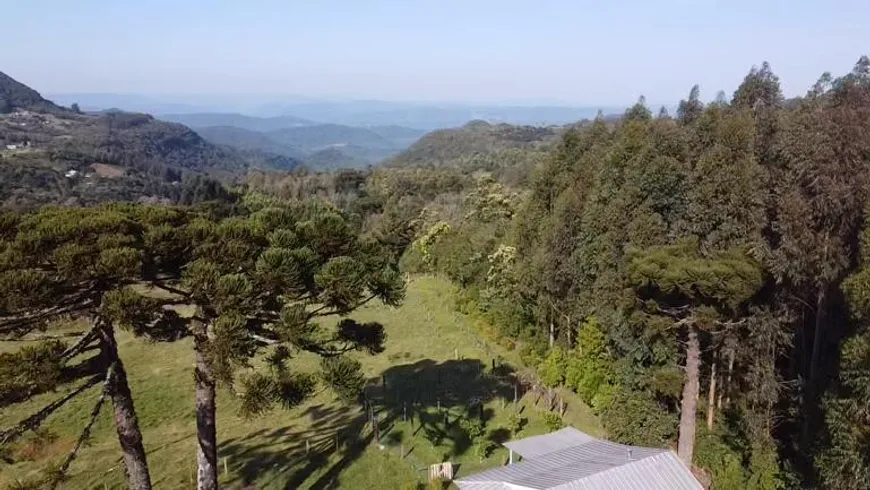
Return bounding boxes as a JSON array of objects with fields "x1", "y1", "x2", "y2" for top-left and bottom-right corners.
[{"x1": 0, "y1": 276, "x2": 601, "y2": 489}]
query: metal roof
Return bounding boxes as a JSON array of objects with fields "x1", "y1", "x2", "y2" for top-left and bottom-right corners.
[
  {"x1": 502, "y1": 427, "x2": 596, "y2": 459},
  {"x1": 455, "y1": 428, "x2": 703, "y2": 490}
]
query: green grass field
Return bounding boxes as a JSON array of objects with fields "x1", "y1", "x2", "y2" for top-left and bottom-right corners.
[{"x1": 0, "y1": 275, "x2": 601, "y2": 489}]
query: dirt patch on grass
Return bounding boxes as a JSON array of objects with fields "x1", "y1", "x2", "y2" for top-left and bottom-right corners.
[{"x1": 90, "y1": 163, "x2": 125, "y2": 178}]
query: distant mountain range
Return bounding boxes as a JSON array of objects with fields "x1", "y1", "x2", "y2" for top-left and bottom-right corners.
[
  {"x1": 166, "y1": 113, "x2": 428, "y2": 170},
  {"x1": 160, "y1": 113, "x2": 314, "y2": 132},
  {"x1": 50, "y1": 93, "x2": 621, "y2": 130},
  {"x1": 44, "y1": 93, "x2": 622, "y2": 171}
]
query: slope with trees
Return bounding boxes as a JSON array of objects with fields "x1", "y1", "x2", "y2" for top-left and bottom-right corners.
[{"x1": 383, "y1": 57, "x2": 870, "y2": 489}]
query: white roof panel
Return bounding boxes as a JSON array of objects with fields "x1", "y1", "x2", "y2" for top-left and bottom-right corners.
[
  {"x1": 502, "y1": 427, "x2": 596, "y2": 459},
  {"x1": 456, "y1": 428, "x2": 703, "y2": 490}
]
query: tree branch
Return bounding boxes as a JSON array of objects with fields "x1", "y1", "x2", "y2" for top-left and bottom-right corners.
[
  {"x1": 50, "y1": 366, "x2": 113, "y2": 489},
  {"x1": 148, "y1": 281, "x2": 190, "y2": 298},
  {"x1": 60, "y1": 326, "x2": 99, "y2": 361},
  {"x1": 0, "y1": 374, "x2": 103, "y2": 446},
  {"x1": 0, "y1": 298, "x2": 93, "y2": 334},
  {"x1": 309, "y1": 294, "x2": 378, "y2": 319}
]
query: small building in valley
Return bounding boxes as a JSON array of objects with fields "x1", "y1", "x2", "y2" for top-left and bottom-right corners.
[{"x1": 454, "y1": 427, "x2": 703, "y2": 490}]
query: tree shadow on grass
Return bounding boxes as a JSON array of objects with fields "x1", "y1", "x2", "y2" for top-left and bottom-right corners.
[
  {"x1": 375, "y1": 358, "x2": 517, "y2": 460},
  {"x1": 218, "y1": 357, "x2": 518, "y2": 488},
  {"x1": 219, "y1": 402, "x2": 364, "y2": 488}
]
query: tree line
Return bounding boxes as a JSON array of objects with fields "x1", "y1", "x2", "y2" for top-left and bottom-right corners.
[{"x1": 393, "y1": 57, "x2": 870, "y2": 489}]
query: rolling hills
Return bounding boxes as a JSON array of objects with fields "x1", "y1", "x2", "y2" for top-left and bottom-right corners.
[
  {"x1": 0, "y1": 71, "x2": 300, "y2": 208},
  {"x1": 183, "y1": 117, "x2": 426, "y2": 170}
]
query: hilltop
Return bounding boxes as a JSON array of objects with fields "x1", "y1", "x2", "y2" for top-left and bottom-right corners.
[
  {"x1": 0, "y1": 71, "x2": 300, "y2": 208},
  {"x1": 194, "y1": 125, "x2": 309, "y2": 161},
  {"x1": 0, "y1": 71, "x2": 67, "y2": 114}
]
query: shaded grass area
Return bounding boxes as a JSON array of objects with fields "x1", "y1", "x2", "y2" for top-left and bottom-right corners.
[{"x1": 0, "y1": 275, "x2": 601, "y2": 489}]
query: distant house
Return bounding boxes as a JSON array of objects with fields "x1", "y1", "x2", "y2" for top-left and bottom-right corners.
[
  {"x1": 65, "y1": 169, "x2": 79, "y2": 178},
  {"x1": 455, "y1": 427, "x2": 703, "y2": 490},
  {"x1": 5, "y1": 144, "x2": 18, "y2": 150}
]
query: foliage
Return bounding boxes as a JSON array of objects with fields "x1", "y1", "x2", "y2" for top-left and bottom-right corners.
[
  {"x1": 602, "y1": 388, "x2": 677, "y2": 447},
  {"x1": 506, "y1": 411, "x2": 526, "y2": 436},
  {"x1": 565, "y1": 317, "x2": 616, "y2": 412},
  {"x1": 458, "y1": 416, "x2": 495, "y2": 461},
  {"x1": 541, "y1": 411, "x2": 564, "y2": 432},
  {"x1": 538, "y1": 347, "x2": 567, "y2": 388}
]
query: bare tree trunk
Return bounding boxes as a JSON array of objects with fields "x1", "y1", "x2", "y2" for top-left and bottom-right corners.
[
  {"x1": 194, "y1": 321, "x2": 218, "y2": 490},
  {"x1": 567, "y1": 320, "x2": 573, "y2": 350},
  {"x1": 99, "y1": 322, "x2": 153, "y2": 490},
  {"x1": 707, "y1": 353, "x2": 717, "y2": 431},
  {"x1": 720, "y1": 347, "x2": 734, "y2": 409},
  {"x1": 678, "y1": 326, "x2": 701, "y2": 468},
  {"x1": 549, "y1": 318, "x2": 555, "y2": 349}
]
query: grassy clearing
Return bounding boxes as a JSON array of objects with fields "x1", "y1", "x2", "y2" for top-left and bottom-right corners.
[{"x1": 0, "y1": 275, "x2": 601, "y2": 489}]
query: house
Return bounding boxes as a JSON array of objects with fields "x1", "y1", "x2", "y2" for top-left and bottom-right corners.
[
  {"x1": 5, "y1": 144, "x2": 18, "y2": 150},
  {"x1": 454, "y1": 427, "x2": 703, "y2": 490}
]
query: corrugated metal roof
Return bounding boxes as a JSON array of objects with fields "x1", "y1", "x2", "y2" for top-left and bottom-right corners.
[
  {"x1": 455, "y1": 428, "x2": 703, "y2": 490},
  {"x1": 503, "y1": 427, "x2": 596, "y2": 459}
]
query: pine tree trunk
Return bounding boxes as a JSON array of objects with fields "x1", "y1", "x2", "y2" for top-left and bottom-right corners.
[
  {"x1": 706, "y1": 353, "x2": 717, "y2": 431},
  {"x1": 678, "y1": 326, "x2": 701, "y2": 467},
  {"x1": 194, "y1": 322, "x2": 218, "y2": 490},
  {"x1": 809, "y1": 289, "x2": 826, "y2": 383},
  {"x1": 99, "y1": 322, "x2": 153, "y2": 490}
]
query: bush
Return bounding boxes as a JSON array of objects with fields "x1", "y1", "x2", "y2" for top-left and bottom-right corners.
[
  {"x1": 590, "y1": 383, "x2": 618, "y2": 414},
  {"x1": 519, "y1": 340, "x2": 547, "y2": 368},
  {"x1": 538, "y1": 348, "x2": 567, "y2": 388},
  {"x1": 506, "y1": 411, "x2": 527, "y2": 435},
  {"x1": 542, "y1": 411, "x2": 564, "y2": 432},
  {"x1": 602, "y1": 388, "x2": 676, "y2": 447}
]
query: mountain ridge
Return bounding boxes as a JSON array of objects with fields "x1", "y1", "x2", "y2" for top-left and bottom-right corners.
[{"x1": 0, "y1": 71, "x2": 301, "y2": 207}]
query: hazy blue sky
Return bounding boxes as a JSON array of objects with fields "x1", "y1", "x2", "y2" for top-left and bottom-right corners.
[{"x1": 3, "y1": 0, "x2": 868, "y2": 105}]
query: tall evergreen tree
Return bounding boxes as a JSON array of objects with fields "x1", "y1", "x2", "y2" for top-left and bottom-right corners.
[
  {"x1": 628, "y1": 241, "x2": 763, "y2": 466},
  {"x1": 0, "y1": 205, "x2": 188, "y2": 490},
  {"x1": 146, "y1": 199, "x2": 405, "y2": 490}
]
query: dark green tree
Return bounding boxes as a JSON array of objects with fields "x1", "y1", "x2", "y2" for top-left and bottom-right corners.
[
  {"x1": 0, "y1": 205, "x2": 189, "y2": 490},
  {"x1": 628, "y1": 240, "x2": 763, "y2": 466},
  {"x1": 147, "y1": 199, "x2": 405, "y2": 490}
]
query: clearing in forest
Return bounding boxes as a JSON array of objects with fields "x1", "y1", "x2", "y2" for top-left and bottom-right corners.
[{"x1": 0, "y1": 275, "x2": 601, "y2": 489}]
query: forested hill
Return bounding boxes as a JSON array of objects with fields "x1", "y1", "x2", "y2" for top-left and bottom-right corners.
[
  {"x1": 0, "y1": 71, "x2": 67, "y2": 114},
  {"x1": 194, "y1": 125, "x2": 309, "y2": 161},
  {"x1": 0, "y1": 71, "x2": 300, "y2": 208},
  {"x1": 389, "y1": 120, "x2": 560, "y2": 165},
  {"x1": 384, "y1": 120, "x2": 561, "y2": 185}
]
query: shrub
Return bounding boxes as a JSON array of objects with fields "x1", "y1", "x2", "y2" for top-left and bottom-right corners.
[
  {"x1": 542, "y1": 411, "x2": 564, "y2": 432},
  {"x1": 538, "y1": 348, "x2": 567, "y2": 388}
]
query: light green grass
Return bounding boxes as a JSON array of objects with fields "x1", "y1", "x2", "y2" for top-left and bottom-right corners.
[{"x1": 0, "y1": 275, "x2": 601, "y2": 489}]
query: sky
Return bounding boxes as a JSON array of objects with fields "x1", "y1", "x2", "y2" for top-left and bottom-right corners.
[{"x1": 3, "y1": 0, "x2": 869, "y2": 106}]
